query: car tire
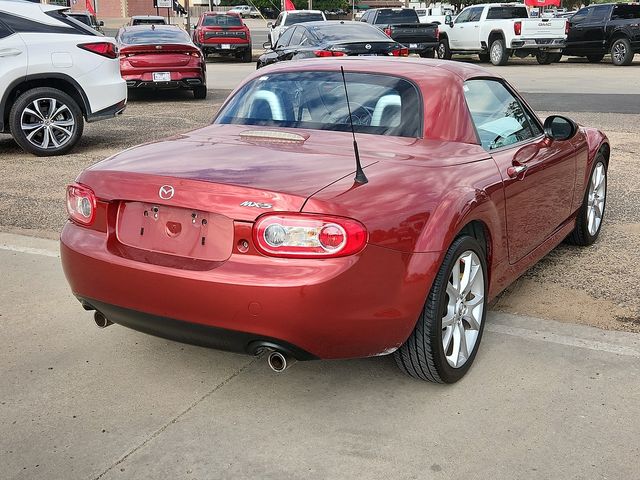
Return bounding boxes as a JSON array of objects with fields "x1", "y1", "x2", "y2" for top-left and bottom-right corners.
[
  {"x1": 478, "y1": 52, "x2": 490, "y2": 62},
  {"x1": 242, "y1": 49, "x2": 253, "y2": 63},
  {"x1": 536, "y1": 51, "x2": 561, "y2": 64},
  {"x1": 193, "y1": 86, "x2": 207, "y2": 100},
  {"x1": 419, "y1": 49, "x2": 435, "y2": 58},
  {"x1": 610, "y1": 37, "x2": 633, "y2": 66},
  {"x1": 9, "y1": 87, "x2": 84, "y2": 157},
  {"x1": 436, "y1": 39, "x2": 451, "y2": 60},
  {"x1": 587, "y1": 54, "x2": 604, "y2": 63},
  {"x1": 566, "y1": 154, "x2": 607, "y2": 246},
  {"x1": 394, "y1": 235, "x2": 488, "y2": 383},
  {"x1": 489, "y1": 38, "x2": 509, "y2": 66}
]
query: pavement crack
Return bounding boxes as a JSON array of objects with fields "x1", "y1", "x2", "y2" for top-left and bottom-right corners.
[{"x1": 91, "y1": 357, "x2": 258, "y2": 480}]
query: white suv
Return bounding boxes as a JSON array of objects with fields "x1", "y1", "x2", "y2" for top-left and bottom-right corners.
[{"x1": 0, "y1": 0, "x2": 126, "y2": 156}]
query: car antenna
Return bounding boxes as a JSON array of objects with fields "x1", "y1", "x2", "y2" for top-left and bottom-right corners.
[{"x1": 340, "y1": 66, "x2": 368, "y2": 185}]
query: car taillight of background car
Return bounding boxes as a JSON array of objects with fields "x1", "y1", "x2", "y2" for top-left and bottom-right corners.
[{"x1": 66, "y1": 184, "x2": 96, "y2": 226}]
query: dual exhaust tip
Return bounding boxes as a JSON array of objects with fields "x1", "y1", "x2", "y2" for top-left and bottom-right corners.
[{"x1": 92, "y1": 312, "x2": 296, "y2": 373}]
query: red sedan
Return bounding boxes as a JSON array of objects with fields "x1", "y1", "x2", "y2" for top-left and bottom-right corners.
[
  {"x1": 116, "y1": 24, "x2": 207, "y2": 99},
  {"x1": 61, "y1": 58, "x2": 609, "y2": 383}
]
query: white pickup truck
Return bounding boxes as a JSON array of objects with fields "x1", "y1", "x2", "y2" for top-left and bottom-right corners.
[{"x1": 437, "y1": 3, "x2": 567, "y2": 65}]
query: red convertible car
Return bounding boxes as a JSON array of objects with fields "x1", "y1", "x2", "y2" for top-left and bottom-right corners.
[{"x1": 61, "y1": 58, "x2": 609, "y2": 383}]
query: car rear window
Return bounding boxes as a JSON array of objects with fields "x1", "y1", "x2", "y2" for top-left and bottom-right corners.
[
  {"x1": 612, "y1": 4, "x2": 640, "y2": 20},
  {"x1": 375, "y1": 9, "x2": 419, "y2": 24},
  {"x1": 120, "y1": 28, "x2": 191, "y2": 45},
  {"x1": 132, "y1": 18, "x2": 166, "y2": 25},
  {"x1": 284, "y1": 13, "x2": 325, "y2": 25},
  {"x1": 203, "y1": 15, "x2": 243, "y2": 27},
  {"x1": 486, "y1": 7, "x2": 528, "y2": 19},
  {"x1": 215, "y1": 71, "x2": 422, "y2": 138},
  {"x1": 311, "y1": 23, "x2": 393, "y2": 42}
]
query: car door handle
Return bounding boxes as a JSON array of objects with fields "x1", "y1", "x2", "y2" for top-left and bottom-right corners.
[
  {"x1": 507, "y1": 164, "x2": 528, "y2": 178},
  {"x1": 0, "y1": 48, "x2": 22, "y2": 57}
]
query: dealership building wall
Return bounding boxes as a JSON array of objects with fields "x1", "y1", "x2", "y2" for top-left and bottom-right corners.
[{"x1": 66, "y1": 0, "x2": 177, "y2": 17}]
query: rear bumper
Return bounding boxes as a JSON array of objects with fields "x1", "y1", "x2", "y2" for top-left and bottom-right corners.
[
  {"x1": 123, "y1": 71, "x2": 205, "y2": 89},
  {"x1": 200, "y1": 43, "x2": 251, "y2": 55},
  {"x1": 61, "y1": 221, "x2": 439, "y2": 360},
  {"x1": 510, "y1": 38, "x2": 565, "y2": 50},
  {"x1": 86, "y1": 98, "x2": 127, "y2": 123},
  {"x1": 403, "y1": 41, "x2": 438, "y2": 53},
  {"x1": 79, "y1": 296, "x2": 318, "y2": 360}
]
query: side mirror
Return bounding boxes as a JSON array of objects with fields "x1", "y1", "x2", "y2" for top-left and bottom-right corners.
[
  {"x1": 544, "y1": 115, "x2": 577, "y2": 141},
  {"x1": 263, "y1": 41, "x2": 272, "y2": 49},
  {"x1": 267, "y1": 22, "x2": 273, "y2": 28},
  {"x1": 445, "y1": 14, "x2": 453, "y2": 26}
]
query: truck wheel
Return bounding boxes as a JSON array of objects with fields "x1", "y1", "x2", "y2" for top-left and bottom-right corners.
[
  {"x1": 489, "y1": 38, "x2": 509, "y2": 66},
  {"x1": 394, "y1": 235, "x2": 488, "y2": 383},
  {"x1": 610, "y1": 38, "x2": 633, "y2": 66},
  {"x1": 436, "y1": 39, "x2": 451, "y2": 60},
  {"x1": 242, "y1": 49, "x2": 253, "y2": 63},
  {"x1": 587, "y1": 54, "x2": 604, "y2": 63},
  {"x1": 478, "y1": 52, "x2": 490, "y2": 62},
  {"x1": 536, "y1": 51, "x2": 554, "y2": 64},
  {"x1": 419, "y1": 49, "x2": 435, "y2": 58},
  {"x1": 9, "y1": 87, "x2": 84, "y2": 157}
]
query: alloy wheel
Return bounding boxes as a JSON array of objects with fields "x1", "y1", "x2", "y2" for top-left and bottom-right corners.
[
  {"x1": 442, "y1": 250, "x2": 484, "y2": 368},
  {"x1": 490, "y1": 43, "x2": 502, "y2": 64},
  {"x1": 586, "y1": 162, "x2": 606, "y2": 236},
  {"x1": 612, "y1": 42, "x2": 626, "y2": 64},
  {"x1": 20, "y1": 98, "x2": 76, "y2": 150},
  {"x1": 437, "y1": 43, "x2": 446, "y2": 59}
]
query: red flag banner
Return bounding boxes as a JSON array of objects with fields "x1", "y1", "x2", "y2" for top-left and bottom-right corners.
[
  {"x1": 284, "y1": 0, "x2": 295, "y2": 11},
  {"x1": 86, "y1": 0, "x2": 96, "y2": 15}
]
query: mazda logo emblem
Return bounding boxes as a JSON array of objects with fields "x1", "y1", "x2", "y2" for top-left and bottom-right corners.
[{"x1": 159, "y1": 185, "x2": 175, "y2": 200}]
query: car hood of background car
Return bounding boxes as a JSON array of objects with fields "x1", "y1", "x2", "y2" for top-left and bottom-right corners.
[{"x1": 80, "y1": 124, "x2": 489, "y2": 220}]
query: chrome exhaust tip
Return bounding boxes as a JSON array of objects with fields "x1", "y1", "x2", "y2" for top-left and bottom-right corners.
[
  {"x1": 94, "y1": 311, "x2": 113, "y2": 329},
  {"x1": 267, "y1": 351, "x2": 296, "y2": 373}
]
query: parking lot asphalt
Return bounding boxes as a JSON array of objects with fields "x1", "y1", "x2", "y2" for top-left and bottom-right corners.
[
  {"x1": 1, "y1": 58, "x2": 640, "y2": 479},
  {"x1": 1, "y1": 233, "x2": 639, "y2": 480}
]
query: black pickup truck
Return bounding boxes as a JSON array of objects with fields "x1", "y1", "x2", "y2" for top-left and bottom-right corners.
[
  {"x1": 360, "y1": 8, "x2": 438, "y2": 58},
  {"x1": 564, "y1": 3, "x2": 640, "y2": 66}
]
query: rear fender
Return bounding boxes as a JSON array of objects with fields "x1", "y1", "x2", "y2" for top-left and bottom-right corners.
[{"x1": 414, "y1": 186, "x2": 506, "y2": 265}]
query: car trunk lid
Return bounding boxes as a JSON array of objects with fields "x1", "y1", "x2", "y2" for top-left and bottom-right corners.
[{"x1": 120, "y1": 43, "x2": 200, "y2": 67}]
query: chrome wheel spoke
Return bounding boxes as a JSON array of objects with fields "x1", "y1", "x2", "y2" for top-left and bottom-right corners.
[
  {"x1": 48, "y1": 128, "x2": 61, "y2": 148},
  {"x1": 32, "y1": 100, "x2": 46, "y2": 120},
  {"x1": 463, "y1": 309, "x2": 482, "y2": 331},
  {"x1": 23, "y1": 107, "x2": 44, "y2": 121},
  {"x1": 21, "y1": 98, "x2": 74, "y2": 150},
  {"x1": 40, "y1": 127, "x2": 51, "y2": 148},
  {"x1": 442, "y1": 326, "x2": 453, "y2": 352}
]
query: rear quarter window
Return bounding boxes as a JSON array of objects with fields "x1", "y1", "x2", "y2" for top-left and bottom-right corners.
[{"x1": 612, "y1": 5, "x2": 640, "y2": 20}]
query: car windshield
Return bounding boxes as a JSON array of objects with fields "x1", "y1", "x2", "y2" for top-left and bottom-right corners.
[
  {"x1": 284, "y1": 13, "x2": 324, "y2": 25},
  {"x1": 203, "y1": 15, "x2": 243, "y2": 26},
  {"x1": 121, "y1": 28, "x2": 191, "y2": 44},
  {"x1": 311, "y1": 23, "x2": 393, "y2": 42},
  {"x1": 216, "y1": 71, "x2": 422, "y2": 138},
  {"x1": 486, "y1": 7, "x2": 528, "y2": 19},
  {"x1": 375, "y1": 9, "x2": 419, "y2": 24}
]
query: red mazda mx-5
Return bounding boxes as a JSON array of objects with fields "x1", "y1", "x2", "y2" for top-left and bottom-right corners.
[
  {"x1": 61, "y1": 58, "x2": 609, "y2": 383},
  {"x1": 116, "y1": 24, "x2": 207, "y2": 99}
]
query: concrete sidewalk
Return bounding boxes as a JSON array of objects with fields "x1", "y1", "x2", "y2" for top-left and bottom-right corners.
[{"x1": 1, "y1": 232, "x2": 638, "y2": 480}]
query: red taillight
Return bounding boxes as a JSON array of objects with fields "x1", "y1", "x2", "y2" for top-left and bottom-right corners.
[
  {"x1": 514, "y1": 21, "x2": 522, "y2": 36},
  {"x1": 66, "y1": 184, "x2": 96, "y2": 226},
  {"x1": 313, "y1": 50, "x2": 346, "y2": 57},
  {"x1": 384, "y1": 27, "x2": 393, "y2": 37},
  {"x1": 199, "y1": 30, "x2": 205, "y2": 43},
  {"x1": 565, "y1": 20, "x2": 570, "y2": 35},
  {"x1": 253, "y1": 213, "x2": 368, "y2": 258},
  {"x1": 391, "y1": 47, "x2": 409, "y2": 57},
  {"x1": 77, "y1": 42, "x2": 117, "y2": 59}
]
